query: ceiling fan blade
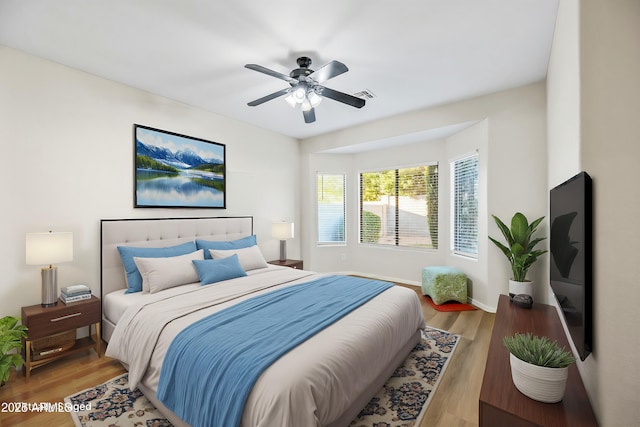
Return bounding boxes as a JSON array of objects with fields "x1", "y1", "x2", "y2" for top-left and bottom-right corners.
[
  {"x1": 245, "y1": 64, "x2": 295, "y2": 83},
  {"x1": 308, "y1": 60, "x2": 349, "y2": 83},
  {"x1": 317, "y1": 86, "x2": 366, "y2": 109},
  {"x1": 247, "y1": 88, "x2": 291, "y2": 107},
  {"x1": 303, "y1": 108, "x2": 316, "y2": 123}
]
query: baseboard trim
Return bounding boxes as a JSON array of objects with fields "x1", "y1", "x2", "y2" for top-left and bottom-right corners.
[{"x1": 337, "y1": 270, "x2": 496, "y2": 313}]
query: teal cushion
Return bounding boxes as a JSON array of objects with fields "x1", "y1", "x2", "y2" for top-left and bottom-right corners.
[
  {"x1": 117, "y1": 242, "x2": 198, "y2": 294},
  {"x1": 193, "y1": 255, "x2": 247, "y2": 285},
  {"x1": 421, "y1": 266, "x2": 468, "y2": 305},
  {"x1": 196, "y1": 235, "x2": 257, "y2": 259}
]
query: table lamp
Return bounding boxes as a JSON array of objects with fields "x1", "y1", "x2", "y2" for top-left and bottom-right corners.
[
  {"x1": 272, "y1": 222, "x2": 294, "y2": 262},
  {"x1": 26, "y1": 231, "x2": 73, "y2": 307}
]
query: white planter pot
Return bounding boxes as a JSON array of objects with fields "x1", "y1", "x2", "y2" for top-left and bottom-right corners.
[
  {"x1": 509, "y1": 353, "x2": 569, "y2": 403},
  {"x1": 509, "y1": 279, "x2": 533, "y2": 298}
]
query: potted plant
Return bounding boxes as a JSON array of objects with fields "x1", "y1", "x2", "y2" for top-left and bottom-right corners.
[
  {"x1": 0, "y1": 316, "x2": 28, "y2": 386},
  {"x1": 503, "y1": 333, "x2": 575, "y2": 403},
  {"x1": 489, "y1": 212, "x2": 547, "y2": 299}
]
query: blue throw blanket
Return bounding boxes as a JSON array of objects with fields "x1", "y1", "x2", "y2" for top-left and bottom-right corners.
[{"x1": 157, "y1": 275, "x2": 393, "y2": 427}]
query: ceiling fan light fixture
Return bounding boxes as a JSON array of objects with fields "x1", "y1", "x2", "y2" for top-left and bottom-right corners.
[
  {"x1": 284, "y1": 93, "x2": 297, "y2": 108},
  {"x1": 293, "y1": 86, "x2": 307, "y2": 102},
  {"x1": 308, "y1": 91, "x2": 322, "y2": 108},
  {"x1": 301, "y1": 99, "x2": 313, "y2": 111},
  {"x1": 284, "y1": 84, "x2": 322, "y2": 111}
]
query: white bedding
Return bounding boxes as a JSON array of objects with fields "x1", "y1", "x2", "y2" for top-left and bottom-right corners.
[
  {"x1": 103, "y1": 265, "x2": 286, "y2": 325},
  {"x1": 105, "y1": 267, "x2": 426, "y2": 427}
]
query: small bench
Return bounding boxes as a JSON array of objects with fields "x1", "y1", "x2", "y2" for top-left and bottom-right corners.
[{"x1": 421, "y1": 266, "x2": 468, "y2": 305}]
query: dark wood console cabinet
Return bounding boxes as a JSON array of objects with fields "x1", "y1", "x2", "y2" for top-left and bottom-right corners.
[{"x1": 479, "y1": 294, "x2": 598, "y2": 426}]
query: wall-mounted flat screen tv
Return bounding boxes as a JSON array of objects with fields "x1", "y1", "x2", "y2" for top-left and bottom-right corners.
[{"x1": 549, "y1": 171, "x2": 593, "y2": 361}]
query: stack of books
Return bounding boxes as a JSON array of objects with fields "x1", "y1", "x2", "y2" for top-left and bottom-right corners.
[{"x1": 60, "y1": 284, "x2": 91, "y2": 304}]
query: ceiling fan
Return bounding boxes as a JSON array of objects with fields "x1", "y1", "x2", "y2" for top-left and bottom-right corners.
[{"x1": 245, "y1": 56, "x2": 365, "y2": 124}]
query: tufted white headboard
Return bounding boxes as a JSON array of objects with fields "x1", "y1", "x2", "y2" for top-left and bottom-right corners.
[{"x1": 100, "y1": 216, "x2": 253, "y2": 299}]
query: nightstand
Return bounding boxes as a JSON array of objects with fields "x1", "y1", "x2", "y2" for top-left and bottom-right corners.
[
  {"x1": 267, "y1": 259, "x2": 303, "y2": 269},
  {"x1": 21, "y1": 296, "x2": 101, "y2": 378}
]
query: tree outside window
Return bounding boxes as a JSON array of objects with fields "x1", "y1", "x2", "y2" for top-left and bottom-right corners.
[{"x1": 359, "y1": 164, "x2": 438, "y2": 249}]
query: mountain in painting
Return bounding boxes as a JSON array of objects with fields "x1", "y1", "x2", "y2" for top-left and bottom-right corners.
[{"x1": 136, "y1": 139, "x2": 222, "y2": 170}]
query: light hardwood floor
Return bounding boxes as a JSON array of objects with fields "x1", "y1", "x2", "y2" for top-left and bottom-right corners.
[{"x1": 0, "y1": 284, "x2": 494, "y2": 427}]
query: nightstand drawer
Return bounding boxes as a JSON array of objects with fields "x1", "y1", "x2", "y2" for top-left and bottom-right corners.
[
  {"x1": 267, "y1": 259, "x2": 303, "y2": 269},
  {"x1": 22, "y1": 297, "x2": 100, "y2": 341}
]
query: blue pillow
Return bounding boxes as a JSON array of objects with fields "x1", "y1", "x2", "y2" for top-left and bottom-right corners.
[
  {"x1": 192, "y1": 255, "x2": 247, "y2": 285},
  {"x1": 196, "y1": 235, "x2": 257, "y2": 259},
  {"x1": 117, "y1": 242, "x2": 197, "y2": 293}
]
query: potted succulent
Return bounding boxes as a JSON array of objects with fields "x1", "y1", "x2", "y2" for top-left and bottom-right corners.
[
  {"x1": 0, "y1": 316, "x2": 28, "y2": 386},
  {"x1": 503, "y1": 333, "x2": 575, "y2": 403},
  {"x1": 489, "y1": 212, "x2": 547, "y2": 299}
]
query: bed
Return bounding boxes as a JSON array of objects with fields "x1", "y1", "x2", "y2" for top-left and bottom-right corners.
[{"x1": 101, "y1": 216, "x2": 426, "y2": 427}]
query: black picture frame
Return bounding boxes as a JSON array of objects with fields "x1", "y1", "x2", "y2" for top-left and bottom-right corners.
[{"x1": 134, "y1": 124, "x2": 226, "y2": 208}]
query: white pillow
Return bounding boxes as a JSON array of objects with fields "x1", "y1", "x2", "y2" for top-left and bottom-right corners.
[
  {"x1": 134, "y1": 249, "x2": 204, "y2": 293},
  {"x1": 208, "y1": 245, "x2": 268, "y2": 271}
]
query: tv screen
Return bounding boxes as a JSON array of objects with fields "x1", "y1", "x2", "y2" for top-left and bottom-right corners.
[{"x1": 550, "y1": 171, "x2": 592, "y2": 361}]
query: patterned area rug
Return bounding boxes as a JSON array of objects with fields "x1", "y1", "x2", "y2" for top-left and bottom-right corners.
[
  {"x1": 350, "y1": 327, "x2": 459, "y2": 427},
  {"x1": 65, "y1": 327, "x2": 459, "y2": 427}
]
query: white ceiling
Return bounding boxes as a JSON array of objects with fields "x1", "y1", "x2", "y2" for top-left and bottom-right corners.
[{"x1": 0, "y1": 0, "x2": 558, "y2": 140}]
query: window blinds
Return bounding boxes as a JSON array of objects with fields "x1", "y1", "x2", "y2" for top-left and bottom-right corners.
[
  {"x1": 359, "y1": 164, "x2": 438, "y2": 249},
  {"x1": 452, "y1": 153, "x2": 479, "y2": 256},
  {"x1": 317, "y1": 173, "x2": 346, "y2": 244}
]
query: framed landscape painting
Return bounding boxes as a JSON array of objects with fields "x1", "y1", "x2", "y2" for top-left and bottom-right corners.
[{"x1": 134, "y1": 124, "x2": 226, "y2": 208}]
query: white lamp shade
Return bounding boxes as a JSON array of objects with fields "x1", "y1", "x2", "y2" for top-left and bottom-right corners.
[
  {"x1": 308, "y1": 91, "x2": 322, "y2": 107},
  {"x1": 272, "y1": 222, "x2": 294, "y2": 240},
  {"x1": 284, "y1": 93, "x2": 297, "y2": 108},
  {"x1": 292, "y1": 87, "x2": 306, "y2": 102},
  {"x1": 26, "y1": 231, "x2": 73, "y2": 265}
]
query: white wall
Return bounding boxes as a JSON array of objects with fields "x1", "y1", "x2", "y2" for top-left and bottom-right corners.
[
  {"x1": 300, "y1": 83, "x2": 547, "y2": 311},
  {"x1": 547, "y1": 0, "x2": 582, "y2": 188},
  {"x1": 580, "y1": 0, "x2": 640, "y2": 424},
  {"x1": 547, "y1": 0, "x2": 640, "y2": 425},
  {"x1": 303, "y1": 153, "x2": 356, "y2": 273},
  {"x1": 445, "y1": 121, "x2": 489, "y2": 305},
  {"x1": 0, "y1": 46, "x2": 300, "y2": 319},
  {"x1": 350, "y1": 140, "x2": 446, "y2": 282}
]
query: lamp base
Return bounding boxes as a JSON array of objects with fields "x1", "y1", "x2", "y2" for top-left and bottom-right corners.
[
  {"x1": 41, "y1": 266, "x2": 58, "y2": 307},
  {"x1": 279, "y1": 240, "x2": 287, "y2": 262}
]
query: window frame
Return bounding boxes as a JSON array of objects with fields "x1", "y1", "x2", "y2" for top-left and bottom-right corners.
[
  {"x1": 450, "y1": 151, "x2": 479, "y2": 258},
  {"x1": 316, "y1": 172, "x2": 347, "y2": 246},
  {"x1": 358, "y1": 162, "x2": 439, "y2": 251}
]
